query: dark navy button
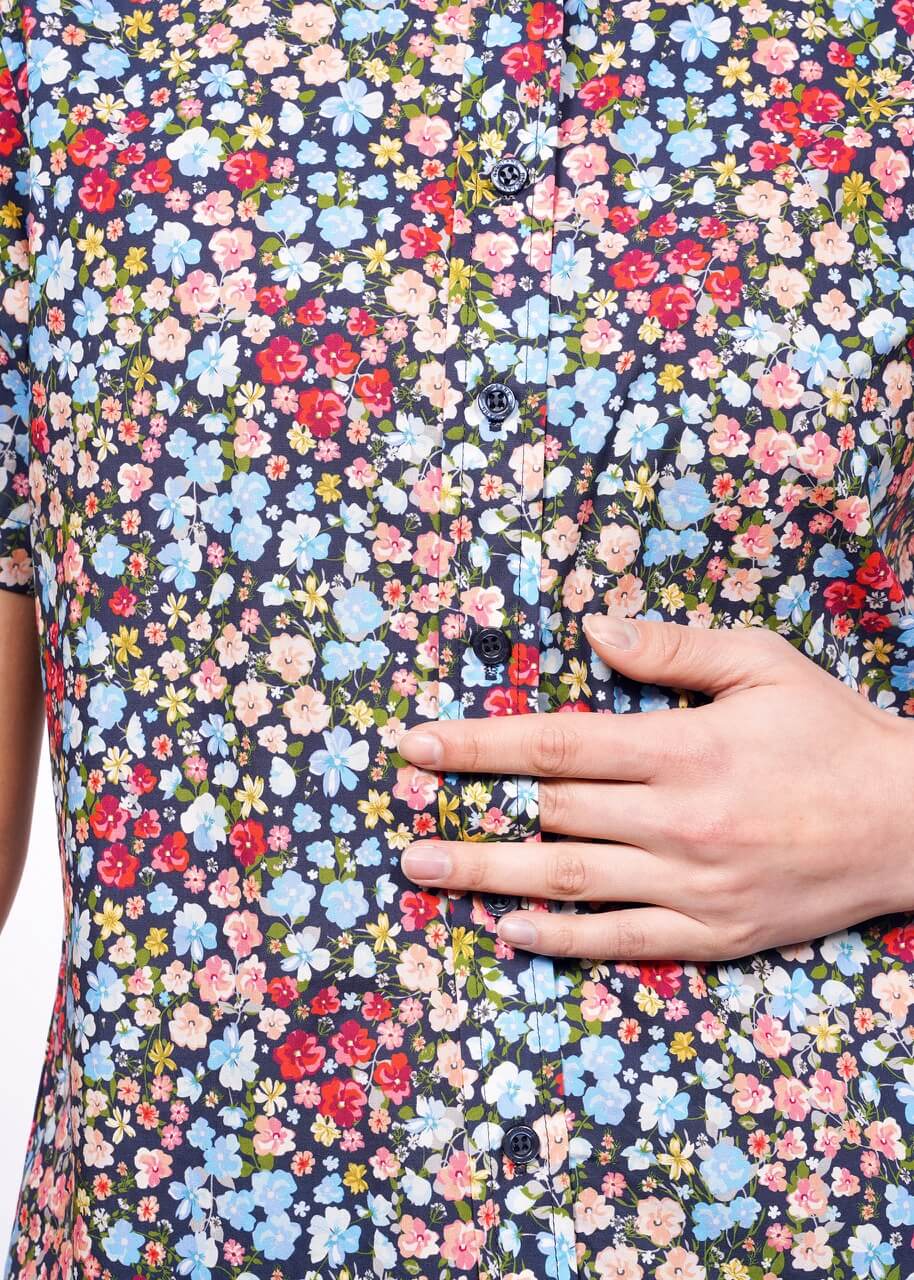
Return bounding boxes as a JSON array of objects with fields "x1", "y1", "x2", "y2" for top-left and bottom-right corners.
[
  {"x1": 476, "y1": 382, "x2": 516, "y2": 423},
  {"x1": 502, "y1": 1124, "x2": 540, "y2": 1164},
  {"x1": 483, "y1": 894, "x2": 516, "y2": 918},
  {"x1": 490, "y1": 156, "x2": 530, "y2": 197},
  {"x1": 470, "y1": 627, "x2": 511, "y2": 666}
]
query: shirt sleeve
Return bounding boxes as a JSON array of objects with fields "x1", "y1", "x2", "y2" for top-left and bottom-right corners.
[{"x1": 0, "y1": 15, "x2": 32, "y2": 596}]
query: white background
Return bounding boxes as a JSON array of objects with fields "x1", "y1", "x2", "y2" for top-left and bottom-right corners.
[{"x1": 0, "y1": 742, "x2": 62, "y2": 1250}]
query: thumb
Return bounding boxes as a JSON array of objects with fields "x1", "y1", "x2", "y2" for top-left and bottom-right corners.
[{"x1": 582, "y1": 614, "x2": 792, "y2": 697}]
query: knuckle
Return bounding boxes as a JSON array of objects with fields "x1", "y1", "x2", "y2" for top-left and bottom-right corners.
[
  {"x1": 675, "y1": 728, "x2": 727, "y2": 779},
  {"x1": 696, "y1": 862, "x2": 741, "y2": 903},
  {"x1": 528, "y1": 722, "x2": 576, "y2": 776},
  {"x1": 607, "y1": 916, "x2": 647, "y2": 959},
  {"x1": 656, "y1": 624, "x2": 689, "y2": 669},
  {"x1": 654, "y1": 803, "x2": 688, "y2": 849},
  {"x1": 548, "y1": 923, "x2": 577, "y2": 957},
  {"x1": 460, "y1": 732, "x2": 484, "y2": 773},
  {"x1": 538, "y1": 781, "x2": 569, "y2": 831},
  {"x1": 546, "y1": 851, "x2": 588, "y2": 898},
  {"x1": 461, "y1": 849, "x2": 488, "y2": 892},
  {"x1": 723, "y1": 917, "x2": 761, "y2": 959},
  {"x1": 752, "y1": 626, "x2": 790, "y2": 660},
  {"x1": 688, "y1": 804, "x2": 735, "y2": 852}
]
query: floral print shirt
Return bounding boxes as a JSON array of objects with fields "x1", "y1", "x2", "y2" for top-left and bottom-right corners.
[{"x1": 3, "y1": 0, "x2": 914, "y2": 1272}]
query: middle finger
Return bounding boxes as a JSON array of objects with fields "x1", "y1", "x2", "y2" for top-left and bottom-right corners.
[
  {"x1": 398, "y1": 711, "x2": 679, "y2": 783},
  {"x1": 539, "y1": 779, "x2": 673, "y2": 848},
  {"x1": 400, "y1": 837, "x2": 668, "y2": 906}
]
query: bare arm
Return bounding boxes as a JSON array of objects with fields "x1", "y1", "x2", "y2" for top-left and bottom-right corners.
[{"x1": 0, "y1": 591, "x2": 44, "y2": 933}]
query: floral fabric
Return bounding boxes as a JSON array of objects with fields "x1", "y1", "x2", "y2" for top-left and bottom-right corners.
[{"x1": 3, "y1": 0, "x2": 914, "y2": 1274}]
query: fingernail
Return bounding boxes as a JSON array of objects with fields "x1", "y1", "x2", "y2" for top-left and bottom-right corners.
[
  {"x1": 497, "y1": 917, "x2": 538, "y2": 947},
  {"x1": 402, "y1": 843, "x2": 452, "y2": 882},
  {"x1": 585, "y1": 615, "x2": 638, "y2": 649},
  {"x1": 399, "y1": 730, "x2": 443, "y2": 767}
]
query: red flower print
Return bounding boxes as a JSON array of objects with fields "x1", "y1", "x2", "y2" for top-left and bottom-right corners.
[
  {"x1": 295, "y1": 387, "x2": 347, "y2": 437},
  {"x1": 807, "y1": 136, "x2": 855, "y2": 173},
  {"x1": 399, "y1": 890, "x2": 441, "y2": 931},
  {"x1": 373, "y1": 1053, "x2": 412, "y2": 1104},
  {"x1": 319, "y1": 1079, "x2": 367, "y2": 1126},
  {"x1": 128, "y1": 764, "x2": 157, "y2": 796},
  {"x1": 151, "y1": 832, "x2": 190, "y2": 873},
  {"x1": 229, "y1": 819, "x2": 266, "y2": 868},
  {"x1": 272, "y1": 1031, "x2": 327, "y2": 1081},
  {"x1": 363, "y1": 993, "x2": 393, "y2": 1021},
  {"x1": 97, "y1": 842, "x2": 141, "y2": 890},
  {"x1": 67, "y1": 127, "x2": 114, "y2": 166},
  {"x1": 310, "y1": 986, "x2": 341, "y2": 1015},
  {"x1": 109, "y1": 585, "x2": 138, "y2": 617},
  {"x1": 648, "y1": 284, "x2": 696, "y2": 330},
  {"x1": 799, "y1": 87, "x2": 844, "y2": 123},
  {"x1": 748, "y1": 141, "x2": 792, "y2": 171},
  {"x1": 0, "y1": 109, "x2": 22, "y2": 156},
  {"x1": 78, "y1": 167, "x2": 119, "y2": 213},
  {"x1": 856, "y1": 551, "x2": 904, "y2": 601},
  {"x1": 255, "y1": 336, "x2": 308, "y2": 384},
  {"x1": 884, "y1": 923, "x2": 914, "y2": 960},
  {"x1": 579, "y1": 75, "x2": 622, "y2": 110},
  {"x1": 131, "y1": 158, "x2": 173, "y2": 194},
  {"x1": 313, "y1": 333, "x2": 359, "y2": 377},
  {"x1": 412, "y1": 178, "x2": 453, "y2": 217},
  {"x1": 256, "y1": 286, "x2": 287, "y2": 315},
  {"x1": 482, "y1": 686, "x2": 531, "y2": 715},
  {"x1": 295, "y1": 296, "x2": 326, "y2": 325},
  {"x1": 501, "y1": 41, "x2": 546, "y2": 82},
  {"x1": 400, "y1": 224, "x2": 442, "y2": 260},
  {"x1": 30, "y1": 416, "x2": 48, "y2": 454},
  {"x1": 609, "y1": 250, "x2": 659, "y2": 289},
  {"x1": 508, "y1": 642, "x2": 539, "y2": 687},
  {"x1": 267, "y1": 978, "x2": 299, "y2": 1008},
  {"x1": 640, "y1": 965, "x2": 683, "y2": 998},
  {"x1": 705, "y1": 266, "x2": 743, "y2": 313},
  {"x1": 90, "y1": 795, "x2": 129, "y2": 841},
  {"x1": 123, "y1": 109, "x2": 150, "y2": 132},
  {"x1": 527, "y1": 1, "x2": 562, "y2": 38},
  {"x1": 823, "y1": 580, "x2": 867, "y2": 613},
  {"x1": 664, "y1": 239, "x2": 711, "y2": 275},
  {"x1": 224, "y1": 149, "x2": 269, "y2": 189},
  {"x1": 330, "y1": 1019, "x2": 377, "y2": 1066},
  {"x1": 354, "y1": 369, "x2": 393, "y2": 417},
  {"x1": 347, "y1": 307, "x2": 377, "y2": 337}
]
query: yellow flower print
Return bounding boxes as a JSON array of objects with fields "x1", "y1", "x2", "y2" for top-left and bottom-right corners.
[
  {"x1": 657, "y1": 1135, "x2": 696, "y2": 1181},
  {"x1": 149, "y1": 1038, "x2": 177, "y2": 1075},
  {"x1": 368, "y1": 135, "x2": 404, "y2": 167},
  {"x1": 157, "y1": 684, "x2": 192, "y2": 724},
  {"x1": 144, "y1": 927, "x2": 169, "y2": 958},
  {"x1": 357, "y1": 788, "x2": 393, "y2": 828},
  {"x1": 366, "y1": 913, "x2": 401, "y2": 953},
  {"x1": 94, "y1": 898, "x2": 125, "y2": 940},
  {"x1": 235, "y1": 774, "x2": 268, "y2": 817},
  {"x1": 113, "y1": 626, "x2": 142, "y2": 664},
  {"x1": 102, "y1": 746, "x2": 134, "y2": 785},
  {"x1": 76, "y1": 224, "x2": 106, "y2": 263}
]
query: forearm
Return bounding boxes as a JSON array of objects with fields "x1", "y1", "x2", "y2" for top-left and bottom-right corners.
[{"x1": 0, "y1": 591, "x2": 44, "y2": 932}]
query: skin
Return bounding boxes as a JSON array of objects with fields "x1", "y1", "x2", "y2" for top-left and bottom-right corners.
[
  {"x1": 0, "y1": 592, "x2": 45, "y2": 933},
  {"x1": 399, "y1": 614, "x2": 914, "y2": 962}
]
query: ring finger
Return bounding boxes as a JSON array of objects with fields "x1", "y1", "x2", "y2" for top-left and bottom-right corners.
[{"x1": 539, "y1": 779, "x2": 669, "y2": 849}]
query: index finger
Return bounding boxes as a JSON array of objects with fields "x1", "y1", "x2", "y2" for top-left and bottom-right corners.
[{"x1": 397, "y1": 711, "x2": 686, "y2": 782}]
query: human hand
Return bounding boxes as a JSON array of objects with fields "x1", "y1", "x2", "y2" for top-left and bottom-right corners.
[{"x1": 398, "y1": 617, "x2": 914, "y2": 961}]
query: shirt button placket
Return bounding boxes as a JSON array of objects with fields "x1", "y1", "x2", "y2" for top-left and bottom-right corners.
[{"x1": 433, "y1": 0, "x2": 578, "y2": 1276}]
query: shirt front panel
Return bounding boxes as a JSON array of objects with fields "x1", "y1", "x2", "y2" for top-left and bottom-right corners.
[{"x1": 4, "y1": 0, "x2": 914, "y2": 1276}]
